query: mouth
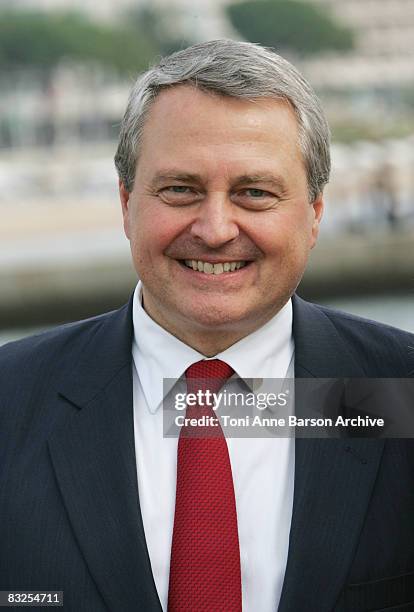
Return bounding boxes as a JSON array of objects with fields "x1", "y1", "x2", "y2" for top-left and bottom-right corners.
[{"x1": 180, "y1": 259, "x2": 251, "y2": 275}]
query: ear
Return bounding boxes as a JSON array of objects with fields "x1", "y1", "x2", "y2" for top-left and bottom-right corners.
[
  {"x1": 310, "y1": 192, "x2": 324, "y2": 249},
  {"x1": 119, "y1": 180, "x2": 131, "y2": 239}
]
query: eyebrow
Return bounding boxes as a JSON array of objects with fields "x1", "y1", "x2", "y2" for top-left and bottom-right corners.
[
  {"x1": 149, "y1": 171, "x2": 288, "y2": 191},
  {"x1": 234, "y1": 174, "x2": 288, "y2": 191},
  {"x1": 149, "y1": 172, "x2": 204, "y2": 188}
]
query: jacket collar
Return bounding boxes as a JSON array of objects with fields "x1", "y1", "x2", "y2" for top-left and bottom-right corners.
[
  {"x1": 292, "y1": 294, "x2": 366, "y2": 378},
  {"x1": 56, "y1": 298, "x2": 134, "y2": 408}
]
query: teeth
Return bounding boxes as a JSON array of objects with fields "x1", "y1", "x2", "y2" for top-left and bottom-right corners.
[{"x1": 183, "y1": 260, "x2": 247, "y2": 274}]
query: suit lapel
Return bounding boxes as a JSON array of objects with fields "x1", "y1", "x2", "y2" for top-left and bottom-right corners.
[
  {"x1": 278, "y1": 296, "x2": 385, "y2": 612},
  {"x1": 48, "y1": 299, "x2": 162, "y2": 612}
]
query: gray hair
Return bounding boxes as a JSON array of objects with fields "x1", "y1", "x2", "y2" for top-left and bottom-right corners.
[{"x1": 114, "y1": 39, "x2": 330, "y2": 202}]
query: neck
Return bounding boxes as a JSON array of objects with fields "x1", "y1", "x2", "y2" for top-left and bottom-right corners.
[{"x1": 165, "y1": 327, "x2": 251, "y2": 357}]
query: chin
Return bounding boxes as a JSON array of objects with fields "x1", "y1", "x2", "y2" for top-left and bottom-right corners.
[{"x1": 180, "y1": 304, "x2": 255, "y2": 332}]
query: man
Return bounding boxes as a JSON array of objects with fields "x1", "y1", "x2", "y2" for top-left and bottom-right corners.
[{"x1": 0, "y1": 40, "x2": 413, "y2": 612}]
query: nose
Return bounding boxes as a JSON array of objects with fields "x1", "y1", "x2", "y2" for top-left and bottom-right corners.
[{"x1": 190, "y1": 193, "x2": 239, "y2": 248}]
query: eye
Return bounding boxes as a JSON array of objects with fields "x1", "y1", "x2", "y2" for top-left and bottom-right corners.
[
  {"x1": 158, "y1": 185, "x2": 200, "y2": 205},
  {"x1": 245, "y1": 188, "x2": 268, "y2": 198},
  {"x1": 168, "y1": 186, "x2": 191, "y2": 193},
  {"x1": 232, "y1": 188, "x2": 278, "y2": 210}
]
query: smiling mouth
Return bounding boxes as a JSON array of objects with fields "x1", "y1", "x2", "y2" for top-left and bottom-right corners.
[{"x1": 180, "y1": 259, "x2": 249, "y2": 275}]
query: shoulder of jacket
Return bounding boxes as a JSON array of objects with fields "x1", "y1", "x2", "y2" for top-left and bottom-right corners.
[
  {"x1": 0, "y1": 309, "x2": 116, "y2": 372},
  {"x1": 313, "y1": 302, "x2": 414, "y2": 375}
]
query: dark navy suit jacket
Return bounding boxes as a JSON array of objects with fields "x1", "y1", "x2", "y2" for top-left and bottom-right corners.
[{"x1": 1, "y1": 295, "x2": 414, "y2": 611}]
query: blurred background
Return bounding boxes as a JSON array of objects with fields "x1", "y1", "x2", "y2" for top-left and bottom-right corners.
[{"x1": 1, "y1": 0, "x2": 414, "y2": 345}]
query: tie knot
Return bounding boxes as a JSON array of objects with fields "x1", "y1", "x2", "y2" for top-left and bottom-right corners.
[{"x1": 185, "y1": 359, "x2": 234, "y2": 395}]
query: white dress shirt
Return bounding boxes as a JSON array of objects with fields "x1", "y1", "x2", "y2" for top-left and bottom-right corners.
[{"x1": 131, "y1": 282, "x2": 295, "y2": 612}]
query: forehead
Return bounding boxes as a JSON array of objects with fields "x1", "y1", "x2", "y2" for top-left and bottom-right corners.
[
  {"x1": 142, "y1": 85, "x2": 300, "y2": 143},
  {"x1": 137, "y1": 85, "x2": 305, "y2": 180}
]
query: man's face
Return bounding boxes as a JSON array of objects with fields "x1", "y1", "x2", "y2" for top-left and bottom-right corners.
[{"x1": 120, "y1": 86, "x2": 323, "y2": 342}]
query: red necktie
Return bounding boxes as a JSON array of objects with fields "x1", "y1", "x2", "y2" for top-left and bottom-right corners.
[{"x1": 168, "y1": 359, "x2": 242, "y2": 612}]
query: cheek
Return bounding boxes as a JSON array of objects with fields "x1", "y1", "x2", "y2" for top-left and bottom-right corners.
[
  {"x1": 132, "y1": 202, "x2": 186, "y2": 258},
  {"x1": 250, "y1": 213, "x2": 312, "y2": 266},
  {"x1": 244, "y1": 216, "x2": 290, "y2": 257}
]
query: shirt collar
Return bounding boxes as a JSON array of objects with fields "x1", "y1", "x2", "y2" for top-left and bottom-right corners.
[{"x1": 132, "y1": 282, "x2": 293, "y2": 414}]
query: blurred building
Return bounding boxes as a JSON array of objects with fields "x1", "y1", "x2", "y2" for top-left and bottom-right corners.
[
  {"x1": 308, "y1": 0, "x2": 414, "y2": 58},
  {"x1": 301, "y1": 0, "x2": 414, "y2": 88}
]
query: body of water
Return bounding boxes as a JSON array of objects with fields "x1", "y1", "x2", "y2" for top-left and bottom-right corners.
[{"x1": 321, "y1": 294, "x2": 414, "y2": 334}]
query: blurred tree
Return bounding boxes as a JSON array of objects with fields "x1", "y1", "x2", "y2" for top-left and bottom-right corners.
[
  {"x1": 0, "y1": 11, "x2": 157, "y2": 74},
  {"x1": 226, "y1": 0, "x2": 354, "y2": 56},
  {"x1": 125, "y1": 6, "x2": 192, "y2": 56}
]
